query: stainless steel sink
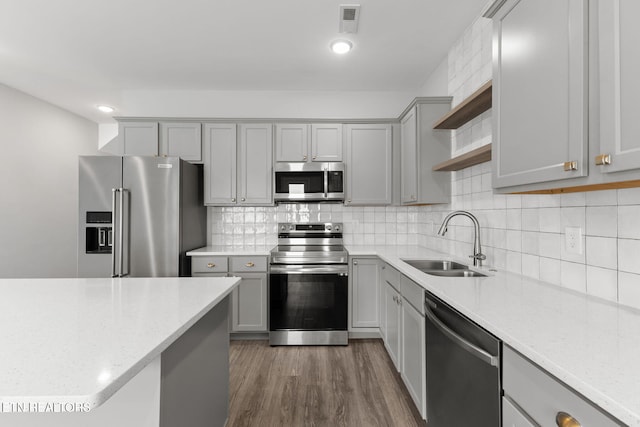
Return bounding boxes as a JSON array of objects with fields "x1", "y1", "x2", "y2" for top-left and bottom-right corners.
[
  {"x1": 422, "y1": 269, "x2": 487, "y2": 278},
  {"x1": 401, "y1": 259, "x2": 487, "y2": 278},
  {"x1": 402, "y1": 259, "x2": 468, "y2": 271}
]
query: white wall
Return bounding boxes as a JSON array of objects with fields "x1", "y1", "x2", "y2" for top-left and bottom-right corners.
[
  {"x1": 418, "y1": 57, "x2": 449, "y2": 96},
  {"x1": 0, "y1": 83, "x2": 100, "y2": 278}
]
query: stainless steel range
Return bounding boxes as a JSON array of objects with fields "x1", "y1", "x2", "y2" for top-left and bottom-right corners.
[{"x1": 269, "y1": 223, "x2": 348, "y2": 346}]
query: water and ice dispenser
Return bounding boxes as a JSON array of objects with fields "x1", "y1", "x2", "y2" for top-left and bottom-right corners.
[{"x1": 85, "y1": 211, "x2": 112, "y2": 254}]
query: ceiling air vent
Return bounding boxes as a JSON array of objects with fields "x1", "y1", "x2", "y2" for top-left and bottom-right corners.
[{"x1": 339, "y1": 4, "x2": 360, "y2": 33}]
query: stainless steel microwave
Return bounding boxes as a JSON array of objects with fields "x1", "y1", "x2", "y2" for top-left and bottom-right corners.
[{"x1": 274, "y1": 162, "x2": 345, "y2": 202}]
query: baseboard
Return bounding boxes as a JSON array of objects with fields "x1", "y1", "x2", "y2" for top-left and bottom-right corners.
[
  {"x1": 230, "y1": 332, "x2": 269, "y2": 341},
  {"x1": 349, "y1": 330, "x2": 382, "y2": 339}
]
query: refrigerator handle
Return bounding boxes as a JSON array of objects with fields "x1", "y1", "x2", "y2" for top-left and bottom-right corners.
[
  {"x1": 111, "y1": 188, "x2": 119, "y2": 277},
  {"x1": 119, "y1": 188, "x2": 129, "y2": 277}
]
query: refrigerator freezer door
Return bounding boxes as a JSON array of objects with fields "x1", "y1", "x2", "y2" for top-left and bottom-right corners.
[
  {"x1": 78, "y1": 156, "x2": 122, "y2": 278},
  {"x1": 123, "y1": 157, "x2": 181, "y2": 277}
]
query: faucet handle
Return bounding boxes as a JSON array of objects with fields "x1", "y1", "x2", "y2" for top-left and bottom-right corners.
[{"x1": 470, "y1": 253, "x2": 487, "y2": 261}]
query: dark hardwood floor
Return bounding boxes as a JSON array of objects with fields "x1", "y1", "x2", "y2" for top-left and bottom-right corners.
[{"x1": 228, "y1": 339, "x2": 427, "y2": 427}]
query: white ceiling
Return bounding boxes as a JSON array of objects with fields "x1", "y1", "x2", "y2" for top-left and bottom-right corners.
[{"x1": 0, "y1": 0, "x2": 487, "y2": 123}]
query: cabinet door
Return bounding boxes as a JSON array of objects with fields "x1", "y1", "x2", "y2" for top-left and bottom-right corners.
[
  {"x1": 119, "y1": 122, "x2": 159, "y2": 156},
  {"x1": 384, "y1": 282, "x2": 401, "y2": 371},
  {"x1": 379, "y1": 264, "x2": 388, "y2": 340},
  {"x1": 502, "y1": 397, "x2": 536, "y2": 427},
  {"x1": 311, "y1": 124, "x2": 343, "y2": 162},
  {"x1": 238, "y1": 124, "x2": 273, "y2": 205},
  {"x1": 491, "y1": 0, "x2": 587, "y2": 188},
  {"x1": 275, "y1": 124, "x2": 308, "y2": 162},
  {"x1": 160, "y1": 122, "x2": 202, "y2": 162},
  {"x1": 351, "y1": 258, "x2": 380, "y2": 328},
  {"x1": 203, "y1": 124, "x2": 237, "y2": 205},
  {"x1": 345, "y1": 124, "x2": 392, "y2": 205},
  {"x1": 400, "y1": 108, "x2": 418, "y2": 203},
  {"x1": 598, "y1": 0, "x2": 640, "y2": 174},
  {"x1": 401, "y1": 300, "x2": 426, "y2": 419},
  {"x1": 230, "y1": 273, "x2": 268, "y2": 332}
]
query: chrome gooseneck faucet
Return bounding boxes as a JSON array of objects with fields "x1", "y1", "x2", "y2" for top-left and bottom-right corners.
[{"x1": 437, "y1": 210, "x2": 486, "y2": 267}]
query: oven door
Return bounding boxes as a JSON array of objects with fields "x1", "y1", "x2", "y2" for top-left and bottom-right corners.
[{"x1": 269, "y1": 264, "x2": 348, "y2": 345}]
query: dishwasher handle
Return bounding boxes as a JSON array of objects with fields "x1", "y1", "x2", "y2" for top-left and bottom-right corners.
[{"x1": 425, "y1": 301, "x2": 499, "y2": 367}]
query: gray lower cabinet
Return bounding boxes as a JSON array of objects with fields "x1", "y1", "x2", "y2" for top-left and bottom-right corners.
[
  {"x1": 383, "y1": 280, "x2": 402, "y2": 371},
  {"x1": 503, "y1": 345, "x2": 621, "y2": 426},
  {"x1": 487, "y1": 0, "x2": 588, "y2": 189},
  {"x1": 203, "y1": 123, "x2": 273, "y2": 206},
  {"x1": 399, "y1": 99, "x2": 451, "y2": 205},
  {"x1": 344, "y1": 124, "x2": 392, "y2": 205},
  {"x1": 350, "y1": 257, "x2": 380, "y2": 329},
  {"x1": 117, "y1": 121, "x2": 202, "y2": 161},
  {"x1": 230, "y1": 272, "x2": 267, "y2": 332},
  {"x1": 190, "y1": 255, "x2": 268, "y2": 333},
  {"x1": 502, "y1": 397, "x2": 536, "y2": 427},
  {"x1": 400, "y1": 276, "x2": 426, "y2": 419}
]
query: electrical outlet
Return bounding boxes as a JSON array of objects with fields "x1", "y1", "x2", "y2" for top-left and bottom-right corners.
[{"x1": 565, "y1": 226, "x2": 583, "y2": 255}]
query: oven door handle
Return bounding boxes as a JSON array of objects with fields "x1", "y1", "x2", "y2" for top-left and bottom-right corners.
[{"x1": 271, "y1": 265, "x2": 348, "y2": 275}]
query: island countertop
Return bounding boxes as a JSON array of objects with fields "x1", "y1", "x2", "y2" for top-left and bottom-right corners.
[{"x1": 0, "y1": 276, "x2": 240, "y2": 413}]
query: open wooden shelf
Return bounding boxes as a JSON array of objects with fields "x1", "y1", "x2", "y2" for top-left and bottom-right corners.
[
  {"x1": 433, "y1": 144, "x2": 492, "y2": 171},
  {"x1": 433, "y1": 80, "x2": 492, "y2": 129}
]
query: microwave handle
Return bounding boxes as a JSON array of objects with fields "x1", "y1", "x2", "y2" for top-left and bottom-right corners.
[{"x1": 323, "y1": 167, "x2": 328, "y2": 199}]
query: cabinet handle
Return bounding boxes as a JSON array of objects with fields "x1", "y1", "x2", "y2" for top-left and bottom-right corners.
[
  {"x1": 303, "y1": 155, "x2": 307, "y2": 160},
  {"x1": 556, "y1": 412, "x2": 581, "y2": 427},
  {"x1": 353, "y1": 261, "x2": 358, "y2": 265},
  {"x1": 563, "y1": 161, "x2": 578, "y2": 171},
  {"x1": 381, "y1": 265, "x2": 386, "y2": 270},
  {"x1": 245, "y1": 262, "x2": 255, "y2": 267},
  {"x1": 313, "y1": 156, "x2": 317, "y2": 160},
  {"x1": 231, "y1": 198, "x2": 236, "y2": 202},
  {"x1": 347, "y1": 199, "x2": 352, "y2": 203},
  {"x1": 206, "y1": 263, "x2": 215, "y2": 268},
  {"x1": 241, "y1": 197, "x2": 246, "y2": 202},
  {"x1": 163, "y1": 154, "x2": 168, "y2": 158},
  {"x1": 595, "y1": 154, "x2": 611, "y2": 166},
  {"x1": 392, "y1": 295, "x2": 397, "y2": 303}
]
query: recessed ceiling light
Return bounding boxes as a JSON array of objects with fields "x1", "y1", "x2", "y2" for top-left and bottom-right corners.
[
  {"x1": 330, "y1": 40, "x2": 353, "y2": 54},
  {"x1": 97, "y1": 105, "x2": 115, "y2": 113}
]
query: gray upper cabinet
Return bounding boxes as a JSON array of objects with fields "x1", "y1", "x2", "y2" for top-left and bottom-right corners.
[
  {"x1": 119, "y1": 122, "x2": 159, "y2": 156},
  {"x1": 203, "y1": 124, "x2": 237, "y2": 205},
  {"x1": 238, "y1": 124, "x2": 273, "y2": 205},
  {"x1": 275, "y1": 124, "x2": 308, "y2": 162},
  {"x1": 118, "y1": 121, "x2": 202, "y2": 161},
  {"x1": 344, "y1": 123, "x2": 392, "y2": 206},
  {"x1": 399, "y1": 100, "x2": 451, "y2": 205},
  {"x1": 598, "y1": 0, "x2": 640, "y2": 174},
  {"x1": 311, "y1": 124, "x2": 343, "y2": 162},
  {"x1": 400, "y1": 107, "x2": 418, "y2": 204},
  {"x1": 275, "y1": 123, "x2": 342, "y2": 162},
  {"x1": 159, "y1": 122, "x2": 202, "y2": 162},
  {"x1": 489, "y1": 0, "x2": 588, "y2": 189},
  {"x1": 204, "y1": 123, "x2": 273, "y2": 206}
]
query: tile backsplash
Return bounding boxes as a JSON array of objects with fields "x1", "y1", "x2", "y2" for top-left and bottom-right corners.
[{"x1": 207, "y1": 15, "x2": 640, "y2": 311}]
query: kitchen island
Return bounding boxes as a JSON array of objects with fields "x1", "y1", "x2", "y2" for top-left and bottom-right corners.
[{"x1": 0, "y1": 276, "x2": 240, "y2": 427}]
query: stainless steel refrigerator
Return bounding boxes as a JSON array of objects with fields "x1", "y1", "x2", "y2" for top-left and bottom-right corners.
[{"x1": 78, "y1": 156, "x2": 206, "y2": 278}]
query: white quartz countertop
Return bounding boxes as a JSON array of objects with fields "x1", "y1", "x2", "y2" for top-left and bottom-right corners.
[
  {"x1": 0, "y1": 276, "x2": 240, "y2": 413},
  {"x1": 346, "y1": 245, "x2": 640, "y2": 426},
  {"x1": 187, "y1": 245, "x2": 272, "y2": 256}
]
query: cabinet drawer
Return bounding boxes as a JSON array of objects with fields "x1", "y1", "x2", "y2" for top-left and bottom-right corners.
[
  {"x1": 503, "y1": 346, "x2": 620, "y2": 426},
  {"x1": 230, "y1": 256, "x2": 267, "y2": 272},
  {"x1": 382, "y1": 263, "x2": 401, "y2": 291},
  {"x1": 191, "y1": 256, "x2": 228, "y2": 274},
  {"x1": 401, "y1": 275, "x2": 424, "y2": 315}
]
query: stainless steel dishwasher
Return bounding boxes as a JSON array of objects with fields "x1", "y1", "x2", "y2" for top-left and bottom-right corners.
[{"x1": 424, "y1": 294, "x2": 502, "y2": 427}]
